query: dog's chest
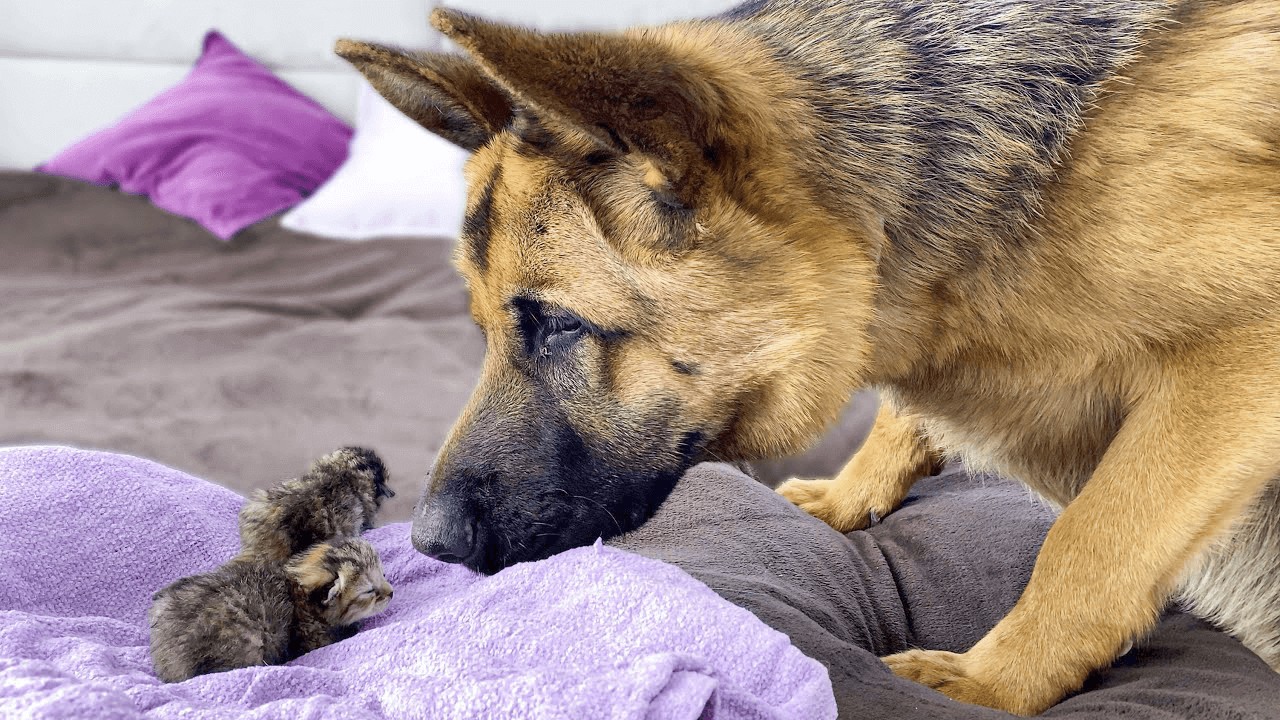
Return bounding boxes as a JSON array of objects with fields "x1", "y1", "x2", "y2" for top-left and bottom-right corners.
[{"x1": 889, "y1": 361, "x2": 1129, "y2": 507}]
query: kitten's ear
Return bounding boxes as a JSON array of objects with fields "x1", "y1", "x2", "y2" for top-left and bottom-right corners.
[
  {"x1": 285, "y1": 544, "x2": 338, "y2": 595},
  {"x1": 335, "y1": 38, "x2": 514, "y2": 151},
  {"x1": 324, "y1": 569, "x2": 350, "y2": 606}
]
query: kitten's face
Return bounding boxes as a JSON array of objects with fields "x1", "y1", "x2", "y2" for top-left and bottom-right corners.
[
  {"x1": 287, "y1": 537, "x2": 394, "y2": 627},
  {"x1": 332, "y1": 559, "x2": 393, "y2": 626}
]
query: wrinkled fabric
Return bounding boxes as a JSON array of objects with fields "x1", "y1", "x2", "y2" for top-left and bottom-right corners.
[{"x1": 0, "y1": 446, "x2": 835, "y2": 720}]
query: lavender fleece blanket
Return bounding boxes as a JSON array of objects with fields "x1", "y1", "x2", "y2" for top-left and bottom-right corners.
[{"x1": 0, "y1": 446, "x2": 834, "y2": 719}]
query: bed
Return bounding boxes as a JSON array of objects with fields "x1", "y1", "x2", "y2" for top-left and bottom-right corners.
[{"x1": 2, "y1": 3, "x2": 1279, "y2": 719}]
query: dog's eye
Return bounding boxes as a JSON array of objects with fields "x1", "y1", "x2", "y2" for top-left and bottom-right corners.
[
  {"x1": 544, "y1": 314, "x2": 583, "y2": 338},
  {"x1": 541, "y1": 312, "x2": 586, "y2": 353},
  {"x1": 514, "y1": 297, "x2": 588, "y2": 356}
]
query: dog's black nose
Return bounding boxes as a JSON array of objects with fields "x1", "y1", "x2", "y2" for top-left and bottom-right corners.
[{"x1": 412, "y1": 496, "x2": 476, "y2": 564}]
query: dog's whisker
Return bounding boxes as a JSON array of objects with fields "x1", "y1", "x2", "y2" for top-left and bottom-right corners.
[{"x1": 572, "y1": 494, "x2": 623, "y2": 535}]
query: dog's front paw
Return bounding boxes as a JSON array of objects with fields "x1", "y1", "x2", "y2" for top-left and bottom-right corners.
[
  {"x1": 884, "y1": 649, "x2": 1048, "y2": 716},
  {"x1": 776, "y1": 477, "x2": 885, "y2": 532}
]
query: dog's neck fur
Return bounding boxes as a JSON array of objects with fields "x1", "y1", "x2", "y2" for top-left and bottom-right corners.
[
  {"x1": 726, "y1": 0, "x2": 1169, "y2": 255},
  {"x1": 709, "y1": 0, "x2": 1174, "y2": 378}
]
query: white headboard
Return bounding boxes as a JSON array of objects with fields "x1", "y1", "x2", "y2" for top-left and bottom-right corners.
[{"x1": 0, "y1": 0, "x2": 738, "y2": 170}]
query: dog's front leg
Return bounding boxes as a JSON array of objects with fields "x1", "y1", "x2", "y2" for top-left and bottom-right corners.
[
  {"x1": 778, "y1": 400, "x2": 942, "y2": 531},
  {"x1": 884, "y1": 351, "x2": 1280, "y2": 715}
]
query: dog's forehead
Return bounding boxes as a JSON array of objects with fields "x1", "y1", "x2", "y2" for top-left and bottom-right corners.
[
  {"x1": 457, "y1": 138, "x2": 555, "y2": 285},
  {"x1": 455, "y1": 133, "x2": 644, "y2": 328}
]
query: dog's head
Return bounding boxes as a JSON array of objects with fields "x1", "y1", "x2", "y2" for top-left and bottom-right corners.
[{"x1": 338, "y1": 9, "x2": 878, "y2": 573}]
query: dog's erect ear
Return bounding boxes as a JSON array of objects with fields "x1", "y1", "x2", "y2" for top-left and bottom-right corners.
[
  {"x1": 334, "y1": 39, "x2": 514, "y2": 151},
  {"x1": 430, "y1": 8, "x2": 724, "y2": 188}
]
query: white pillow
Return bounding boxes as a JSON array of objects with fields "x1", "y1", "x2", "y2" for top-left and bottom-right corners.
[{"x1": 281, "y1": 80, "x2": 469, "y2": 241}]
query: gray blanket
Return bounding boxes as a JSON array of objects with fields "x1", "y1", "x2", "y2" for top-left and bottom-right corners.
[
  {"x1": 3, "y1": 170, "x2": 1278, "y2": 718},
  {"x1": 618, "y1": 464, "x2": 1280, "y2": 718}
]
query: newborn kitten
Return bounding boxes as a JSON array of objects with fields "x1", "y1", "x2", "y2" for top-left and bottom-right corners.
[
  {"x1": 148, "y1": 537, "x2": 393, "y2": 683},
  {"x1": 238, "y1": 447, "x2": 394, "y2": 564}
]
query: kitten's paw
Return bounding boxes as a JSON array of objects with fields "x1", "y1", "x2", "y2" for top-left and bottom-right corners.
[
  {"x1": 776, "y1": 477, "x2": 887, "y2": 532},
  {"x1": 884, "y1": 649, "x2": 1048, "y2": 716}
]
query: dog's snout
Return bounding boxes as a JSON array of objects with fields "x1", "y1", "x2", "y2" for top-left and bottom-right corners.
[{"x1": 412, "y1": 496, "x2": 477, "y2": 565}]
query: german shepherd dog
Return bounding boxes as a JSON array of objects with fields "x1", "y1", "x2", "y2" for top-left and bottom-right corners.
[{"x1": 337, "y1": 0, "x2": 1280, "y2": 713}]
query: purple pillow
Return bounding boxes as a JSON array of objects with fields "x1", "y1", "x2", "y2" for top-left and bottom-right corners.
[{"x1": 37, "y1": 31, "x2": 352, "y2": 240}]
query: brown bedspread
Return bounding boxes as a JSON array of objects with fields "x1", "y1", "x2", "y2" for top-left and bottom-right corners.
[{"x1": 0, "y1": 171, "x2": 484, "y2": 522}]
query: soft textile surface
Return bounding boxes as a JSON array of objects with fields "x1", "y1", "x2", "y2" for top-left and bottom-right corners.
[
  {"x1": 0, "y1": 170, "x2": 482, "y2": 522},
  {"x1": 35, "y1": 31, "x2": 351, "y2": 240},
  {"x1": 617, "y1": 464, "x2": 1280, "y2": 719},
  {"x1": 5, "y1": 450, "x2": 1280, "y2": 720},
  {"x1": 280, "y1": 80, "x2": 471, "y2": 241},
  {"x1": 0, "y1": 446, "x2": 835, "y2": 719}
]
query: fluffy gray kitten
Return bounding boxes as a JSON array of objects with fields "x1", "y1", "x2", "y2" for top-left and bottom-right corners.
[
  {"x1": 238, "y1": 446, "x2": 395, "y2": 564},
  {"x1": 148, "y1": 537, "x2": 393, "y2": 683}
]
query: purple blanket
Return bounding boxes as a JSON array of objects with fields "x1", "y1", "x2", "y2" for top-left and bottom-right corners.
[{"x1": 0, "y1": 446, "x2": 835, "y2": 719}]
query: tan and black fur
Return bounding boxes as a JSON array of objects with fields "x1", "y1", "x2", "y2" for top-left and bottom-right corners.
[
  {"x1": 147, "y1": 538, "x2": 393, "y2": 683},
  {"x1": 337, "y1": 0, "x2": 1280, "y2": 714},
  {"x1": 238, "y1": 446, "x2": 394, "y2": 564}
]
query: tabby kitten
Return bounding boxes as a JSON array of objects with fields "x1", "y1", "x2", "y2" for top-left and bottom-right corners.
[
  {"x1": 148, "y1": 537, "x2": 393, "y2": 683},
  {"x1": 238, "y1": 446, "x2": 394, "y2": 564}
]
